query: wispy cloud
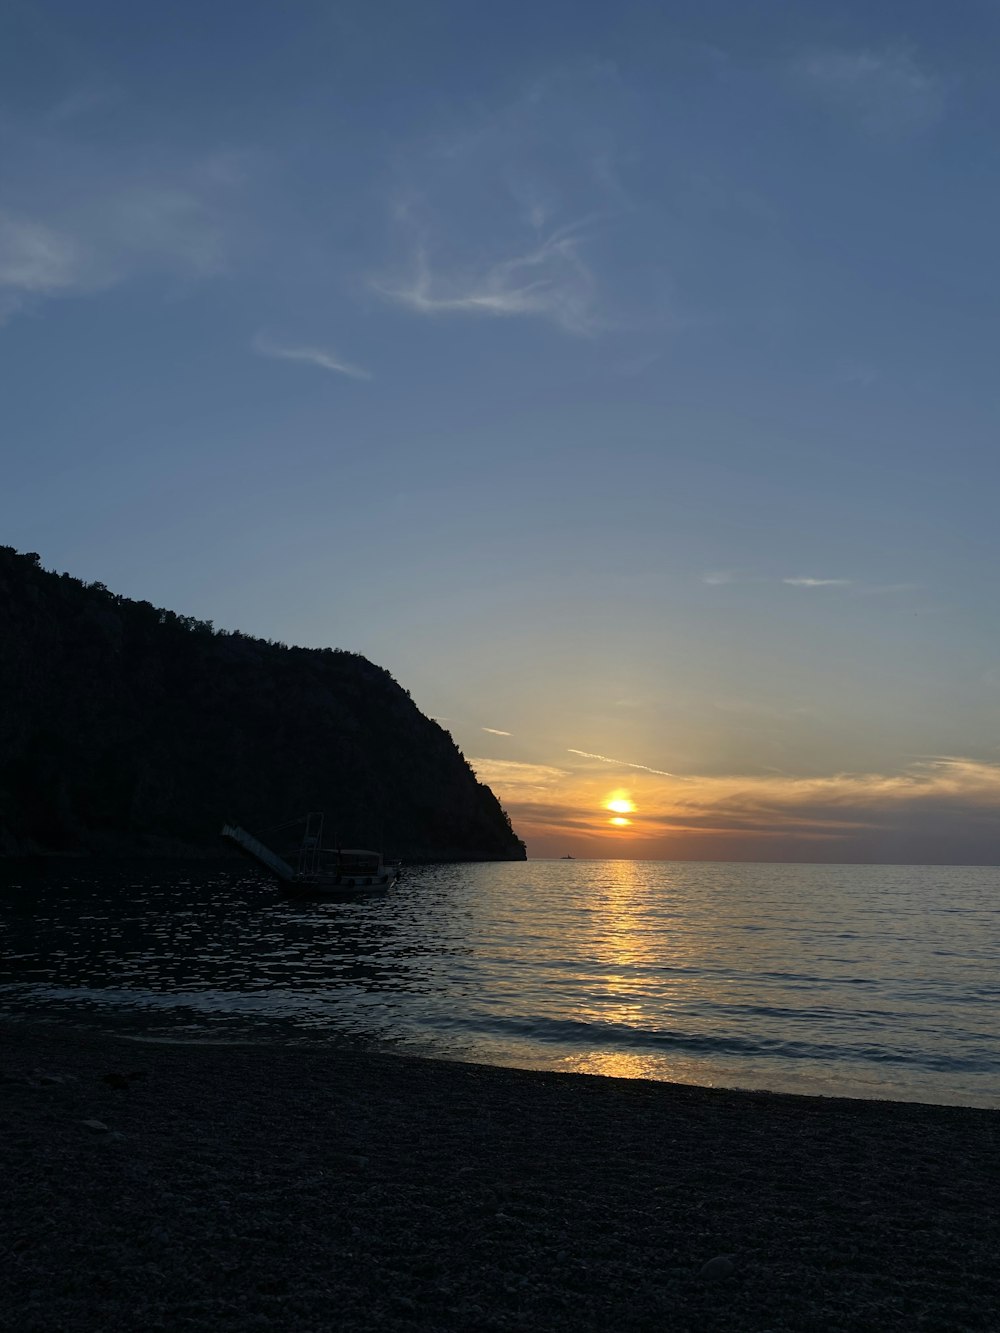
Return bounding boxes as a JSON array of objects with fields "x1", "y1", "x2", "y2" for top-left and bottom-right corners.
[
  {"x1": 651, "y1": 757, "x2": 1000, "y2": 846},
  {"x1": 374, "y1": 218, "x2": 603, "y2": 337},
  {"x1": 372, "y1": 65, "x2": 669, "y2": 341},
  {"x1": 703, "y1": 570, "x2": 847, "y2": 588},
  {"x1": 703, "y1": 572, "x2": 877, "y2": 591},
  {"x1": 471, "y1": 758, "x2": 569, "y2": 800},
  {"x1": 567, "y1": 748, "x2": 678, "y2": 778},
  {"x1": 782, "y1": 577, "x2": 852, "y2": 588},
  {"x1": 0, "y1": 213, "x2": 85, "y2": 299},
  {"x1": 482, "y1": 727, "x2": 512, "y2": 736},
  {"x1": 0, "y1": 180, "x2": 233, "y2": 325},
  {"x1": 0, "y1": 92, "x2": 249, "y2": 328},
  {"x1": 793, "y1": 47, "x2": 944, "y2": 140},
  {"x1": 253, "y1": 333, "x2": 372, "y2": 380},
  {"x1": 106, "y1": 185, "x2": 226, "y2": 278}
]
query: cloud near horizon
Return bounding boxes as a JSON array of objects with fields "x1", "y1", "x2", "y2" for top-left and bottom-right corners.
[{"x1": 473, "y1": 755, "x2": 1000, "y2": 861}]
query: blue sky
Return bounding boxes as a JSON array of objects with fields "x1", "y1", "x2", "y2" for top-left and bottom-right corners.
[{"x1": 4, "y1": 0, "x2": 1000, "y2": 858}]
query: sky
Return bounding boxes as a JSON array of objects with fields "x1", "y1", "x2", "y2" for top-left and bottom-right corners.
[{"x1": 3, "y1": 0, "x2": 1000, "y2": 861}]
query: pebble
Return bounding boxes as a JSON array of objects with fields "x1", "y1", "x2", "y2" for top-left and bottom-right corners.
[{"x1": 699, "y1": 1255, "x2": 736, "y2": 1281}]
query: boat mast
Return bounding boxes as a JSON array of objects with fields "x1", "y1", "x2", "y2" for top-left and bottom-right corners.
[{"x1": 298, "y1": 811, "x2": 325, "y2": 879}]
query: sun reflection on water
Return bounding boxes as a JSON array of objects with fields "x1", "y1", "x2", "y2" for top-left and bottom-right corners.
[
  {"x1": 572, "y1": 862, "x2": 685, "y2": 1061},
  {"x1": 4, "y1": 860, "x2": 997, "y2": 1105},
  {"x1": 561, "y1": 1049, "x2": 667, "y2": 1080}
]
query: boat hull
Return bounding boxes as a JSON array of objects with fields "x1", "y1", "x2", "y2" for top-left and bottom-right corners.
[{"x1": 287, "y1": 870, "x2": 400, "y2": 898}]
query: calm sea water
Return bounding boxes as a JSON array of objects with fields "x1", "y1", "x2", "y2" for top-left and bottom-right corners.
[{"x1": 1, "y1": 860, "x2": 997, "y2": 1107}]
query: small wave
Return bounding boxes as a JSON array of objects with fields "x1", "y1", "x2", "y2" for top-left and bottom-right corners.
[
  {"x1": 4, "y1": 860, "x2": 999, "y2": 1104},
  {"x1": 417, "y1": 1010, "x2": 1000, "y2": 1074}
]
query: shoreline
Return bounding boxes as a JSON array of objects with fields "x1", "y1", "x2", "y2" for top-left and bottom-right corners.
[
  {"x1": 3, "y1": 1021, "x2": 998, "y2": 1331},
  {"x1": 3, "y1": 1009, "x2": 995, "y2": 1114},
  {"x1": 118, "y1": 1032, "x2": 1000, "y2": 1114}
]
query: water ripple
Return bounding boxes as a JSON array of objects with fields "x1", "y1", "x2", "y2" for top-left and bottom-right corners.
[{"x1": 1, "y1": 859, "x2": 998, "y2": 1106}]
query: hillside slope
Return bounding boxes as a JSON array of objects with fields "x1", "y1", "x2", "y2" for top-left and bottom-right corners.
[{"x1": 0, "y1": 548, "x2": 525, "y2": 862}]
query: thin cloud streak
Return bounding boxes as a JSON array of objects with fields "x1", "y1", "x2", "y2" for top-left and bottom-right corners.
[
  {"x1": 482, "y1": 727, "x2": 512, "y2": 736},
  {"x1": 783, "y1": 577, "x2": 852, "y2": 587},
  {"x1": 253, "y1": 334, "x2": 372, "y2": 380},
  {"x1": 567, "y1": 748, "x2": 678, "y2": 777},
  {"x1": 704, "y1": 573, "x2": 913, "y2": 594}
]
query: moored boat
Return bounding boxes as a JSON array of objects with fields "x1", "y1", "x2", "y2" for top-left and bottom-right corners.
[
  {"x1": 222, "y1": 813, "x2": 400, "y2": 897},
  {"x1": 297, "y1": 846, "x2": 399, "y2": 895}
]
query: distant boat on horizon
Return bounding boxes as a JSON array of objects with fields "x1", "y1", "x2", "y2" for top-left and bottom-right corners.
[{"x1": 560, "y1": 854, "x2": 575, "y2": 859}]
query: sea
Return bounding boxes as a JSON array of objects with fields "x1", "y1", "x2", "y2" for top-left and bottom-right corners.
[{"x1": 1, "y1": 859, "x2": 998, "y2": 1108}]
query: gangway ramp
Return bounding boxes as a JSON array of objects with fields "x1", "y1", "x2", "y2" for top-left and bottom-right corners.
[{"x1": 221, "y1": 824, "x2": 296, "y2": 882}]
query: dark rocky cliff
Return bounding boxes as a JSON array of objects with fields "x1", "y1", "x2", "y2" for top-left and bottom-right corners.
[{"x1": 0, "y1": 548, "x2": 525, "y2": 862}]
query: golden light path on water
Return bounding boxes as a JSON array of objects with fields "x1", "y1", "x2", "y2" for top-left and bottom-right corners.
[
  {"x1": 553, "y1": 859, "x2": 702, "y2": 1084},
  {"x1": 3, "y1": 861, "x2": 999, "y2": 1106}
]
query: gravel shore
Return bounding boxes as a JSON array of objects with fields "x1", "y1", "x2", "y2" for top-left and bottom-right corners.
[{"x1": 2, "y1": 1022, "x2": 998, "y2": 1331}]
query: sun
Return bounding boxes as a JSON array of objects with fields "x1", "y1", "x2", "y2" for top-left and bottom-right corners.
[{"x1": 604, "y1": 790, "x2": 636, "y2": 828}]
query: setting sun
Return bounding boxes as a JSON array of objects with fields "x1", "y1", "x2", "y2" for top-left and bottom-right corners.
[{"x1": 605, "y1": 791, "x2": 636, "y2": 828}]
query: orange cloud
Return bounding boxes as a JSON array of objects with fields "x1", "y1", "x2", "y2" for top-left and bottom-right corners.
[{"x1": 471, "y1": 755, "x2": 1000, "y2": 863}]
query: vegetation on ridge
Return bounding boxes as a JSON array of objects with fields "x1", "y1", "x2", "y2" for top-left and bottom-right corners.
[{"x1": 0, "y1": 547, "x2": 525, "y2": 862}]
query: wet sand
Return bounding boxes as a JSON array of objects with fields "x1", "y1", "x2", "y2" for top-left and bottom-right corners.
[{"x1": 2, "y1": 1022, "x2": 998, "y2": 1331}]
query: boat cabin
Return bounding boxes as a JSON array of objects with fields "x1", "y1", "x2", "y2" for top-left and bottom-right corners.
[{"x1": 314, "y1": 849, "x2": 382, "y2": 875}]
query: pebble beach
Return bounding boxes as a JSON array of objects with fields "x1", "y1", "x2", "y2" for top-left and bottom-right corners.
[{"x1": 2, "y1": 1022, "x2": 998, "y2": 1332}]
